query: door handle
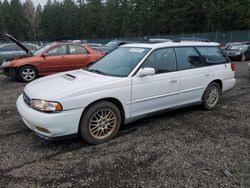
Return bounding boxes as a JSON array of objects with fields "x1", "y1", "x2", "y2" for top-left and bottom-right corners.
[{"x1": 170, "y1": 80, "x2": 178, "y2": 84}]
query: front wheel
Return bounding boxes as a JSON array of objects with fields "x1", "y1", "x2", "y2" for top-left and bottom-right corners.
[
  {"x1": 79, "y1": 101, "x2": 121, "y2": 144},
  {"x1": 202, "y1": 82, "x2": 221, "y2": 110},
  {"x1": 18, "y1": 66, "x2": 37, "y2": 82}
]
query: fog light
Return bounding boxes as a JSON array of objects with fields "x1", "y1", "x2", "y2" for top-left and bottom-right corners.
[{"x1": 35, "y1": 126, "x2": 50, "y2": 134}]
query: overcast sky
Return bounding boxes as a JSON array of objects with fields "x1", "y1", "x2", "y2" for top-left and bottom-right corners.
[{"x1": 20, "y1": 0, "x2": 63, "y2": 7}]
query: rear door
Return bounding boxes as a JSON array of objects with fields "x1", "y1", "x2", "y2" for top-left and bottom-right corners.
[
  {"x1": 40, "y1": 45, "x2": 68, "y2": 74},
  {"x1": 65, "y1": 44, "x2": 91, "y2": 70},
  {"x1": 196, "y1": 46, "x2": 233, "y2": 93},
  {"x1": 175, "y1": 47, "x2": 211, "y2": 105}
]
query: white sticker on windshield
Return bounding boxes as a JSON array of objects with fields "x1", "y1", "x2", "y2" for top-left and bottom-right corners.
[{"x1": 129, "y1": 48, "x2": 145, "y2": 53}]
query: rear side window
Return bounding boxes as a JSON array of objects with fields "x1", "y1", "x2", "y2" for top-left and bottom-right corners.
[
  {"x1": 69, "y1": 45, "x2": 88, "y2": 54},
  {"x1": 174, "y1": 47, "x2": 203, "y2": 70},
  {"x1": 196, "y1": 47, "x2": 227, "y2": 64}
]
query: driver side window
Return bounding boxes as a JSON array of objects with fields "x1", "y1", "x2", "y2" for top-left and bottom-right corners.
[
  {"x1": 47, "y1": 45, "x2": 67, "y2": 56},
  {"x1": 142, "y1": 48, "x2": 177, "y2": 74}
]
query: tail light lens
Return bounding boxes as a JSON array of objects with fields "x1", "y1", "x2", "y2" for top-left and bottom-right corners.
[{"x1": 231, "y1": 63, "x2": 235, "y2": 71}]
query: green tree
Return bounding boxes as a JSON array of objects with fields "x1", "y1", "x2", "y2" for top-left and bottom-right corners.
[
  {"x1": 7, "y1": 0, "x2": 26, "y2": 39},
  {"x1": 61, "y1": 0, "x2": 78, "y2": 39}
]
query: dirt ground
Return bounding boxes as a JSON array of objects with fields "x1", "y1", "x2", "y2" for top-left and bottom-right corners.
[{"x1": 0, "y1": 61, "x2": 249, "y2": 187}]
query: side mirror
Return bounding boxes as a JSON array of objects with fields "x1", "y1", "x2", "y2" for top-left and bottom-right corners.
[
  {"x1": 41, "y1": 53, "x2": 48, "y2": 58},
  {"x1": 137, "y1": 67, "x2": 155, "y2": 77}
]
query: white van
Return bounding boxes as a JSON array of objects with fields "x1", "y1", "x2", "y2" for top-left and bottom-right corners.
[{"x1": 17, "y1": 41, "x2": 236, "y2": 144}]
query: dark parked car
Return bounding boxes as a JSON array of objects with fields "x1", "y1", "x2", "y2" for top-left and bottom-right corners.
[
  {"x1": 92, "y1": 40, "x2": 134, "y2": 54},
  {"x1": 0, "y1": 42, "x2": 37, "y2": 64},
  {"x1": 224, "y1": 42, "x2": 241, "y2": 50},
  {"x1": 224, "y1": 44, "x2": 250, "y2": 61}
]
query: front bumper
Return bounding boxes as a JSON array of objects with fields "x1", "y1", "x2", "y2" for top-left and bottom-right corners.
[
  {"x1": 227, "y1": 54, "x2": 241, "y2": 60},
  {"x1": 3, "y1": 67, "x2": 17, "y2": 77},
  {"x1": 16, "y1": 94, "x2": 84, "y2": 138}
]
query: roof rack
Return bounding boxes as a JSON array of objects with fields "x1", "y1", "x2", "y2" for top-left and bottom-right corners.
[{"x1": 173, "y1": 38, "x2": 210, "y2": 42}]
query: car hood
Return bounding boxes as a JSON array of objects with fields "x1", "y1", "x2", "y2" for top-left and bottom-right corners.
[
  {"x1": 5, "y1": 33, "x2": 34, "y2": 56},
  {"x1": 225, "y1": 49, "x2": 242, "y2": 53},
  {"x1": 24, "y1": 69, "x2": 122, "y2": 101},
  {"x1": 6, "y1": 54, "x2": 33, "y2": 61}
]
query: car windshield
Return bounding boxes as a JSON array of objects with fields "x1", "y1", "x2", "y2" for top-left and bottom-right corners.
[
  {"x1": 87, "y1": 47, "x2": 151, "y2": 77},
  {"x1": 33, "y1": 43, "x2": 53, "y2": 55},
  {"x1": 230, "y1": 45, "x2": 247, "y2": 50}
]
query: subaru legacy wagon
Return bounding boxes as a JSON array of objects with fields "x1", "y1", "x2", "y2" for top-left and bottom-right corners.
[{"x1": 16, "y1": 41, "x2": 236, "y2": 144}]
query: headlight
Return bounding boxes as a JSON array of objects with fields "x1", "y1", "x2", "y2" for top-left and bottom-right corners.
[
  {"x1": 1, "y1": 61, "x2": 12, "y2": 67},
  {"x1": 31, "y1": 99, "x2": 63, "y2": 113}
]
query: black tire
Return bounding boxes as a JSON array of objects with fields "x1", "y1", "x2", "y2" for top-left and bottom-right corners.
[
  {"x1": 241, "y1": 54, "x2": 246, "y2": 62},
  {"x1": 18, "y1": 66, "x2": 37, "y2": 82},
  {"x1": 79, "y1": 101, "x2": 121, "y2": 144},
  {"x1": 202, "y1": 82, "x2": 221, "y2": 110}
]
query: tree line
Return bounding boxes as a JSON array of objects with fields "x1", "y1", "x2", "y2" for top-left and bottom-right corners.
[{"x1": 0, "y1": 0, "x2": 249, "y2": 41}]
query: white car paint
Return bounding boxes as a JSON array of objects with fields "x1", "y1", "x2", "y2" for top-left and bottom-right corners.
[{"x1": 16, "y1": 41, "x2": 236, "y2": 139}]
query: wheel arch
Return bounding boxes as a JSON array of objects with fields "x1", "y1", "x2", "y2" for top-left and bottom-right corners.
[
  {"x1": 78, "y1": 97, "x2": 126, "y2": 133},
  {"x1": 209, "y1": 79, "x2": 223, "y2": 91},
  {"x1": 17, "y1": 64, "x2": 39, "y2": 75},
  {"x1": 202, "y1": 79, "x2": 223, "y2": 101}
]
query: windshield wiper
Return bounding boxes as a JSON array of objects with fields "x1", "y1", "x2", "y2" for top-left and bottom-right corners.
[
  {"x1": 87, "y1": 69, "x2": 124, "y2": 77},
  {"x1": 88, "y1": 69, "x2": 110, "y2": 76}
]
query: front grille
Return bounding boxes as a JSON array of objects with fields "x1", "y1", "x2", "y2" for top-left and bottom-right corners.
[{"x1": 23, "y1": 92, "x2": 31, "y2": 106}]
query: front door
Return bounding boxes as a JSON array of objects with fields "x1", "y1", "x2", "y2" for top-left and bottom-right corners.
[
  {"x1": 40, "y1": 45, "x2": 68, "y2": 74},
  {"x1": 131, "y1": 48, "x2": 179, "y2": 118}
]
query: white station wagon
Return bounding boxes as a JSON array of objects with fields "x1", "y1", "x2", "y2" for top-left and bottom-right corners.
[{"x1": 17, "y1": 42, "x2": 236, "y2": 144}]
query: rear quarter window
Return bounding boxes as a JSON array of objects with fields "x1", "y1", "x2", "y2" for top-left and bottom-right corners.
[{"x1": 196, "y1": 47, "x2": 228, "y2": 64}]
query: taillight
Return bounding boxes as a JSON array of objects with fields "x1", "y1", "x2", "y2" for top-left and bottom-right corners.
[{"x1": 231, "y1": 63, "x2": 235, "y2": 71}]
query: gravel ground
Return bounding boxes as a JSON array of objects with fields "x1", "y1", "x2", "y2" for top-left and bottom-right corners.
[{"x1": 0, "y1": 61, "x2": 249, "y2": 187}]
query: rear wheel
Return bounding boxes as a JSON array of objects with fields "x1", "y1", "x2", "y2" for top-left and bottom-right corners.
[
  {"x1": 79, "y1": 101, "x2": 121, "y2": 144},
  {"x1": 18, "y1": 66, "x2": 37, "y2": 82},
  {"x1": 202, "y1": 82, "x2": 221, "y2": 110}
]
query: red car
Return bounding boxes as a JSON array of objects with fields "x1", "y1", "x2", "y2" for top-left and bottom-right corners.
[{"x1": 1, "y1": 34, "x2": 104, "y2": 82}]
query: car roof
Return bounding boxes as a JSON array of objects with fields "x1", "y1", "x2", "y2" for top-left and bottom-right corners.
[{"x1": 122, "y1": 41, "x2": 220, "y2": 49}]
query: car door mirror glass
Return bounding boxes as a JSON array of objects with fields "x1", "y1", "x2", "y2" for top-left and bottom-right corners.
[{"x1": 137, "y1": 67, "x2": 155, "y2": 77}]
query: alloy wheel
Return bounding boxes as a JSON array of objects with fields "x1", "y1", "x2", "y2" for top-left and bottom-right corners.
[
  {"x1": 206, "y1": 86, "x2": 219, "y2": 108},
  {"x1": 21, "y1": 68, "x2": 36, "y2": 81},
  {"x1": 89, "y1": 108, "x2": 117, "y2": 140}
]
